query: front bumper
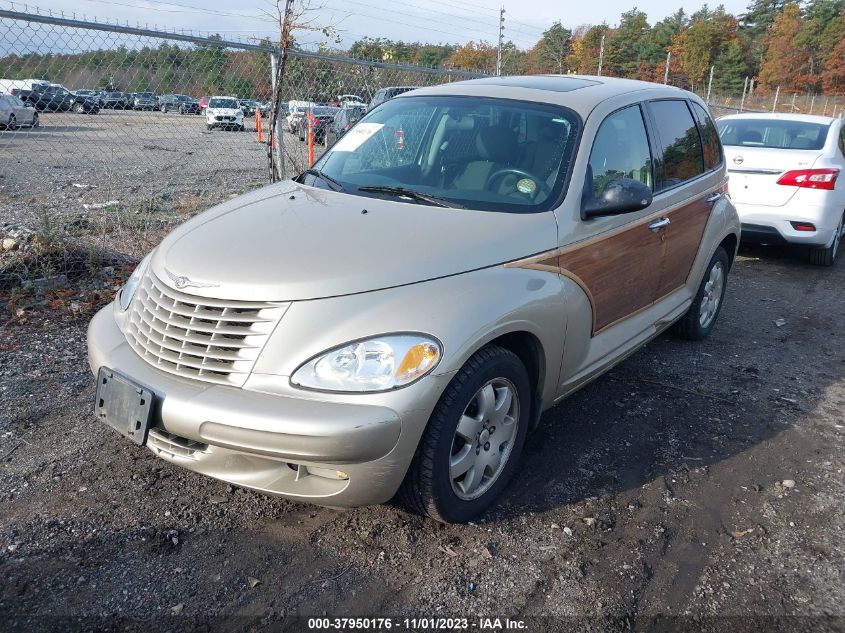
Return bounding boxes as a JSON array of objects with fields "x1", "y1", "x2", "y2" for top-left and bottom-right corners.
[
  {"x1": 734, "y1": 200, "x2": 839, "y2": 247},
  {"x1": 87, "y1": 307, "x2": 430, "y2": 506}
]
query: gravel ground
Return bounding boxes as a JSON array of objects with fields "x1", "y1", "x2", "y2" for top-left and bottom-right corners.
[
  {"x1": 1, "y1": 108, "x2": 844, "y2": 632},
  {"x1": 1, "y1": 243, "x2": 843, "y2": 632}
]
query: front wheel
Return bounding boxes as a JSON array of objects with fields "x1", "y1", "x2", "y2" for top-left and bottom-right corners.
[
  {"x1": 72, "y1": 102, "x2": 84, "y2": 114},
  {"x1": 808, "y1": 213, "x2": 843, "y2": 267},
  {"x1": 31, "y1": 113, "x2": 39, "y2": 128},
  {"x1": 7, "y1": 114, "x2": 17, "y2": 130},
  {"x1": 673, "y1": 246, "x2": 730, "y2": 341},
  {"x1": 400, "y1": 345, "x2": 531, "y2": 523}
]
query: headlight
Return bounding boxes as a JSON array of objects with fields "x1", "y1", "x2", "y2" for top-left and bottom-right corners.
[
  {"x1": 118, "y1": 253, "x2": 151, "y2": 311},
  {"x1": 291, "y1": 334, "x2": 442, "y2": 392}
]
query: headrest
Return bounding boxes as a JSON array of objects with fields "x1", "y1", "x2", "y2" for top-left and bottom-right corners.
[{"x1": 475, "y1": 126, "x2": 516, "y2": 163}]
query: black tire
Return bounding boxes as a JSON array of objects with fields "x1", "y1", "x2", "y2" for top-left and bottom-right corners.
[
  {"x1": 239, "y1": 124, "x2": 245, "y2": 132},
  {"x1": 7, "y1": 114, "x2": 16, "y2": 131},
  {"x1": 72, "y1": 102, "x2": 84, "y2": 114},
  {"x1": 179, "y1": 106, "x2": 185, "y2": 115},
  {"x1": 808, "y1": 213, "x2": 843, "y2": 266},
  {"x1": 31, "y1": 113, "x2": 39, "y2": 128},
  {"x1": 673, "y1": 246, "x2": 730, "y2": 341},
  {"x1": 160, "y1": 104, "x2": 167, "y2": 113},
  {"x1": 206, "y1": 123, "x2": 213, "y2": 131},
  {"x1": 399, "y1": 345, "x2": 531, "y2": 523}
]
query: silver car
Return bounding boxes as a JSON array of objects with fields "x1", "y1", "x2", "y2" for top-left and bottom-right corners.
[
  {"x1": 0, "y1": 94, "x2": 38, "y2": 129},
  {"x1": 88, "y1": 76, "x2": 740, "y2": 522}
]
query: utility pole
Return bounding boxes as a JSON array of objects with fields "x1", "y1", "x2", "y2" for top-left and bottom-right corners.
[
  {"x1": 706, "y1": 65, "x2": 714, "y2": 104},
  {"x1": 496, "y1": 7, "x2": 505, "y2": 77},
  {"x1": 663, "y1": 51, "x2": 671, "y2": 84},
  {"x1": 597, "y1": 33, "x2": 605, "y2": 76}
]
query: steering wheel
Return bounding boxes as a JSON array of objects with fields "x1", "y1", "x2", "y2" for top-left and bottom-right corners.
[{"x1": 485, "y1": 167, "x2": 552, "y2": 198}]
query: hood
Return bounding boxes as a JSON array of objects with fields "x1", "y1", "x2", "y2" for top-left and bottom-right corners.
[{"x1": 151, "y1": 182, "x2": 557, "y2": 301}]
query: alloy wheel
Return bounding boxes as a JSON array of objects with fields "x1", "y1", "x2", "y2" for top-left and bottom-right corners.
[
  {"x1": 449, "y1": 378, "x2": 520, "y2": 501},
  {"x1": 699, "y1": 261, "x2": 725, "y2": 328}
]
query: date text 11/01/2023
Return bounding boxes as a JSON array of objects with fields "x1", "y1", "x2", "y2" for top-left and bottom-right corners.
[{"x1": 307, "y1": 617, "x2": 528, "y2": 630}]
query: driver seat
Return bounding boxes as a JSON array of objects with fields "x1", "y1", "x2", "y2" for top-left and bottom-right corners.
[{"x1": 452, "y1": 126, "x2": 517, "y2": 191}]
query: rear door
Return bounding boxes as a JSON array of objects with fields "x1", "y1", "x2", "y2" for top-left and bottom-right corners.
[
  {"x1": 644, "y1": 99, "x2": 721, "y2": 298},
  {"x1": 718, "y1": 117, "x2": 829, "y2": 207}
]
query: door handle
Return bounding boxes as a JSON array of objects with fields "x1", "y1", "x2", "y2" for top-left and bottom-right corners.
[
  {"x1": 648, "y1": 217, "x2": 671, "y2": 232},
  {"x1": 706, "y1": 192, "x2": 721, "y2": 204}
]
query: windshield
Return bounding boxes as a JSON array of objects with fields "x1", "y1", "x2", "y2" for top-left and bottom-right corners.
[
  {"x1": 312, "y1": 107, "x2": 336, "y2": 117},
  {"x1": 107, "y1": 92, "x2": 121, "y2": 98},
  {"x1": 209, "y1": 98, "x2": 238, "y2": 109},
  {"x1": 717, "y1": 118, "x2": 830, "y2": 150},
  {"x1": 137, "y1": 92, "x2": 153, "y2": 98},
  {"x1": 308, "y1": 95, "x2": 580, "y2": 213},
  {"x1": 176, "y1": 95, "x2": 191, "y2": 102}
]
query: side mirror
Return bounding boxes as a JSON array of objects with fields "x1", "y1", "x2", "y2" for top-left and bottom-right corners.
[{"x1": 581, "y1": 177, "x2": 653, "y2": 219}]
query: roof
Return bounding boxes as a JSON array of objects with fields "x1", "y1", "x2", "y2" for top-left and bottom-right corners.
[{"x1": 403, "y1": 74, "x2": 697, "y2": 116}]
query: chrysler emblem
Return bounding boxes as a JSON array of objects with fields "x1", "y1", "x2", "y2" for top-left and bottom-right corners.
[
  {"x1": 165, "y1": 269, "x2": 218, "y2": 290},
  {"x1": 733, "y1": 155, "x2": 744, "y2": 165}
]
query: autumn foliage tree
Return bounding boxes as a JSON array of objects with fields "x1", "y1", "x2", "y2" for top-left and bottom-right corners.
[{"x1": 758, "y1": 3, "x2": 810, "y2": 91}]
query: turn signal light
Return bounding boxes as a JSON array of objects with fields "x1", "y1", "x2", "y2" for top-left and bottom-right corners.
[{"x1": 776, "y1": 168, "x2": 839, "y2": 190}]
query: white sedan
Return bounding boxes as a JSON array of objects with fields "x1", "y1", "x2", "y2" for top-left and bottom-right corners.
[
  {"x1": 717, "y1": 113, "x2": 845, "y2": 265},
  {"x1": 0, "y1": 94, "x2": 38, "y2": 130},
  {"x1": 205, "y1": 96, "x2": 244, "y2": 131}
]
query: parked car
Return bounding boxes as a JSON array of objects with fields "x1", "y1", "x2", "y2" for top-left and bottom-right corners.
[
  {"x1": 297, "y1": 106, "x2": 339, "y2": 144},
  {"x1": 179, "y1": 98, "x2": 201, "y2": 115},
  {"x1": 717, "y1": 113, "x2": 845, "y2": 266},
  {"x1": 158, "y1": 94, "x2": 198, "y2": 114},
  {"x1": 205, "y1": 96, "x2": 244, "y2": 131},
  {"x1": 87, "y1": 75, "x2": 739, "y2": 523},
  {"x1": 0, "y1": 78, "x2": 49, "y2": 94},
  {"x1": 101, "y1": 91, "x2": 130, "y2": 109},
  {"x1": 286, "y1": 103, "x2": 310, "y2": 134},
  {"x1": 238, "y1": 99, "x2": 258, "y2": 116},
  {"x1": 73, "y1": 89, "x2": 106, "y2": 105},
  {"x1": 131, "y1": 92, "x2": 157, "y2": 110},
  {"x1": 15, "y1": 83, "x2": 99, "y2": 113},
  {"x1": 0, "y1": 94, "x2": 38, "y2": 129},
  {"x1": 367, "y1": 86, "x2": 418, "y2": 111},
  {"x1": 198, "y1": 96, "x2": 210, "y2": 112},
  {"x1": 325, "y1": 105, "x2": 365, "y2": 145}
]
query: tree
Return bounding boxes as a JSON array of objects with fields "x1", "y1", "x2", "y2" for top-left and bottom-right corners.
[
  {"x1": 445, "y1": 41, "x2": 497, "y2": 72},
  {"x1": 607, "y1": 9, "x2": 651, "y2": 78},
  {"x1": 532, "y1": 21, "x2": 572, "y2": 73},
  {"x1": 821, "y1": 30, "x2": 845, "y2": 93},
  {"x1": 758, "y1": 3, "x2": 809, "y2": 91},
  {"x1": 567, "y1": 24, "x2": 610, "y2": 75},
  {"x1": 713, "y1": 39, "x2": 749, "y2": 93}
]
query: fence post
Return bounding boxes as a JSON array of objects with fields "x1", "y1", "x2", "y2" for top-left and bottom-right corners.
[
  {"x1": 706, "y1": 65, "x2": 714, "y2": 104},
  {"x1": 809, "y1": 93, "x2": 815, "y2": 115},
  {"x1": 269, "y1": 51, "x2": 284, "y2": 180},
  {"x1": 663, "y1": 51, "x2": 670, "y2": 85},
  {"x1": 772, "y1": 86, "x2": 780, "y2": 113},
  {"x1": 740, "y1": 76, "x2": 748, "y2": 113},
  {"x1": 790, "y1": 93, "x2": 796, "y2": 112}
]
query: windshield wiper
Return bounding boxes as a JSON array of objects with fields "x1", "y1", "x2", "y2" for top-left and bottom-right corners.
[
  {"x1": 357, "y1": 185, "x2": 462, "y2": 208},
  {"x1": 299, "y1": 168, "x2": 344, "y2": 192}
]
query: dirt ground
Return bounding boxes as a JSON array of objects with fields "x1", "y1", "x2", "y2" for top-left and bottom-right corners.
[
  {"x1": 1, "y1": 107, "x2": 845, "y2": 633},
  {"x1": 1, "y1": 240, "x2": 844, "y2": 632}
]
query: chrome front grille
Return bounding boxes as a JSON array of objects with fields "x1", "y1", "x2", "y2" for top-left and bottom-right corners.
[{"x1": 124, "y1": 272, "x2": 286, "y2": 386}]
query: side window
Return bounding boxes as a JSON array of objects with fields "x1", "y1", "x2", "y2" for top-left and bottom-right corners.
[
  {"x1": 839, "y1": 126, "x2": 845, "y2": 157},
  {"x1": 649, "y1": 100, "x2": 705, "y2": 190},
  {"x1": 586, "y1": 105, "x2": 653, "y2": 199},
  {"x1": 691, "y1": 102, "x2": 723, "y2": 171}
]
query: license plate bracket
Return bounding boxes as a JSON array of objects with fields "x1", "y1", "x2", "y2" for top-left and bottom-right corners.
[{"x1": 95, "y1": 368, "x2": 155, "y2": 446}]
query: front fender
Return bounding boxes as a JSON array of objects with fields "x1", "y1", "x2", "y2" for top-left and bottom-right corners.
[{"x1": 251, "y1": 265, "x2": 569, "y2": 406}]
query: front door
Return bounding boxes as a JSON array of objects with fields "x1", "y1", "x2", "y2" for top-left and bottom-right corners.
[{"x1": 557, "y1": 103, "x2": 665, "y2": 334}]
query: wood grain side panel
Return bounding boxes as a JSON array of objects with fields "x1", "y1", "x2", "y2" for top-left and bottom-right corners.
[
  {"x1": 656, "y1": 197, "x2": 712, "y2": 297},
  {"x1": 556, "y1": 224, "x2": 663, "y2": 332}
]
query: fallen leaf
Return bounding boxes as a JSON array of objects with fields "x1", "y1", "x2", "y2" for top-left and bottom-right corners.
[
  {"x1": 731, "y1": 528, "x2": 754, "y2": 539},
  {"x1": 248, "y1": 577, "x2": 261, "y2": 588}
]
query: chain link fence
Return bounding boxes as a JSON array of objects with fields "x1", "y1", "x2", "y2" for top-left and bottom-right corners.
[{"x1": 0, "y1": 9, "x2": 481, "y2": 299}]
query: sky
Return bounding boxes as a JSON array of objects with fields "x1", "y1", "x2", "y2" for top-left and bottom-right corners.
[{"x1": 2, "y1": 0, "x2": 752, "y2": 50}]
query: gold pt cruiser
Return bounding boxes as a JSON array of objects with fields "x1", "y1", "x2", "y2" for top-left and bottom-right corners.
[{"x1": 88, "y1": 76, "x2": 740, "y2": 522}]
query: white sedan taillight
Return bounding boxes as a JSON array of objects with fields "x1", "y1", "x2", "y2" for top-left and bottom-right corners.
[{"x1": 776, "y1": 168, "x2": 839, "y2": 190}]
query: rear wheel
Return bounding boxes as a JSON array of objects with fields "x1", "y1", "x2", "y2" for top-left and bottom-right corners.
[
  {"x1": 809, "y1": 213, "x2": 843, "y2": 267},
  {"x1": 31, "y1": 113, "x2": 38, "y2": 128},
  {"x1": 400, "y1": 345, "x2": 530, "y2": 523},
  {"x1": 674, "y1": 246, "x2": 730, "y2": 341},
  {"x1": 7, "y1": 114, "x2": 16, "y2": 130},
  {"x1": 72, "y1": 102, "x2": 84, "y2": 114},
  {"x1": 206, "y1": 123, "x2": 213, "y2": 131}
]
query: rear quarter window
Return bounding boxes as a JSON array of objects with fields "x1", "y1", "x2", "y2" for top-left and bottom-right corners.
[{"x1": 691, "y1": 102, "x2": 723, "y2": 172}]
